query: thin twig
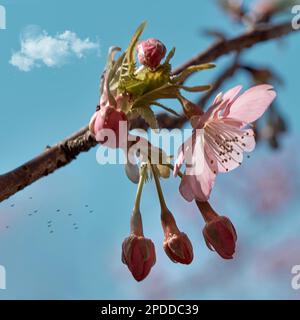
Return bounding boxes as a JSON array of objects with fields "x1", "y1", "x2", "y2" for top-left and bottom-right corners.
[
  {"x1": 197, "y1": 53, "x2": 241, "y2": 107},
  {"x1": 172, "y1": 22, "x2": 295, "y2": 76}
]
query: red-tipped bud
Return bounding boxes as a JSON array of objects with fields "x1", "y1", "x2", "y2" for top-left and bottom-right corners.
[
  {"x1": 163, "y1": 232, "x2": 194, "y2": 264},
  {"x1": 203, "y1": 216, "x2": 237, "y2": 259},
  {"x1": 122, "y1": 234, "x2": 156, "y2": 282},
  {"x1": 161, "y1": 208, "x2": 194, "y2": 265},
  {"x1": 136, "y1": 38, "x2": 166, "y2": 70}
]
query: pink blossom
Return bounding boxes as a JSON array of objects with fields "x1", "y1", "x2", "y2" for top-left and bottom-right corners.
[
  {"x1": 89, "y1": 94, "x2": 128, "y2": 148},
  {"x1": 175, "y1": 84, "x2": 276, "y2": 202}
]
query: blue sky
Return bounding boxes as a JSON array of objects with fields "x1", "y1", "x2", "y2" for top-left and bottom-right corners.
[{"x1": 0, "y1": 0, "x2": 300, "y2": 299}]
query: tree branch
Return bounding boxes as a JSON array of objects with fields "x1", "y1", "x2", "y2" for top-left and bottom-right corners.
[
  {"x1": 171, "y1": 22, "x2": 295, "y2": 76},
  {"x1": 197, "y1": 53, "x2": 241, "y2": 107},
  {"x1": 0, "y1": 21, "x2": 297, "y2": 203}
]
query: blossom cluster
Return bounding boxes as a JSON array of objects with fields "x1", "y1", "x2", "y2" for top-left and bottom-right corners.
[{"x1": 89, "y1": 23, "x2": 276, "y2": 281}]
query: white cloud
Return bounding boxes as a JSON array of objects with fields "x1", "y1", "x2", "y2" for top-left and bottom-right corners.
[{"x1": 10, "y1": 26, "x2": 99, "y2": 71}]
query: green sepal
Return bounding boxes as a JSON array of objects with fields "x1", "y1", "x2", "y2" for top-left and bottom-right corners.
[
  {"x1": 134, "y1": 106, "x2": 158, "y2": 130},
  {"x1": 131, "y1": 83, "x2": 180, "y2": 110},
  {"x1": 125, "y1": 21, "x2": 147, "y2": 76},
  {"x1": 172, "y1": 63, "x2": 216, "y2": 84},
  {"x1": 180, "y1": 84, "x2": 212, "y2": 92}
]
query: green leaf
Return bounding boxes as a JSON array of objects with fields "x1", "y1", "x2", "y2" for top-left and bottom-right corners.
[
  {"x1": 107, "y1": 52, "x2": 126, "y2": 95},
  {"x1": 172, "y1": 63, "x2": 216, "y2": 84},
  {"x1": 119, "y1": 77, "x2": 146, "y2": 96},
  {"x1": 135, "y1": 64, "x2": 171, "y2": 94},
  {"x1": 126, "y1": 21, "x2": 147, "y2": 75},
  {"x1": 180, "y1": 84, "x2": 212, "y2": 92},
  {"x1": 132, "y1": 84, "x2": 180, "y2": 110},
  {"x1": 135, "y1": 106, "x2": 158, "y2": 130},
  {"x1": 118, "y1": 22, "x2": 148, "y2": 94},
  {"x1": 163, "y1": 47, "x2": 176, "y2": 65},
  {"x1": 106, "y1": 46, "x2": 121, "y2": 69}
]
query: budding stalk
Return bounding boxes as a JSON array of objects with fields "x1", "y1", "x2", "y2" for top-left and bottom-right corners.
[
  {"x1": 122, "y1": 164, "x2": 156, "y2": 281},
  {"x1": 151, "y1": 164, "x2": 194, "y2": 264},
  {"x1": 131, "y1": 165, "x2": 147, "y2": 236},
  {"x1": 196, "y1": 200, "x2": 237, "y2": 260}
]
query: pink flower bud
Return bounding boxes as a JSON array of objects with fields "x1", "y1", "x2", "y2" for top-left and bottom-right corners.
[
  {"x1": 161, "y1": 208, "x2": 194, "y2": 264},
  {"x1": 89, "y1": 95, "x2": 128, "y2": 148},
  {"x1": 136, "y1": 38, "x2": 166, "y2": 70},
  {"x1": 122, "y1": 234, "x2": 156, "y2": 282},
  {"x1": 203, "y1": 216, "x2": 237, "y2": 259},
  {"x1": 163, "y1": 232, "x2": 194, "y2": 265}
]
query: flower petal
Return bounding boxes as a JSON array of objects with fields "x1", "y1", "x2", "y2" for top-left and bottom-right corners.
[
  {"x1": 227, "y1": 84, "x2": 276, "y2": 124},
  {"x1": 222, "y1": 85, "x2": 243, "y2": 105},
  {"x1": 179, "y1": 143, "x2": 217, "y2": 202},
  {"x1": 222, "y1": 85, "x2": 243, "y2": 117},
  {"x1": 179, "y1": 175, "x2": 197, "y2": 202}
]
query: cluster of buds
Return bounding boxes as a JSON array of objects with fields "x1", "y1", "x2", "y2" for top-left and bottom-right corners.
[
  {"x1": 88, "y1": 22, "x2": 274, "y2": 281},
  {"x1": 122, "y1": 164, "x2": 237, "y2": 281}
]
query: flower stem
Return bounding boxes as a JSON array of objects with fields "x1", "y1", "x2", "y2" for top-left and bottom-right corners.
[
  {"x1": 151, "y1": 163, "x2": 179, "y2": 234},
  {"x1": 195, "y1": 200, "x2": 218, "y2": 223},
  {"x1": 133, "y1": 165, "x2": 147, "y2": 213},
  {"x1": 165, "y1": 163, "x2": 216, "y2": 223},
  {"x1": 165, "y1": 163, "x2": 183, "y2": 178},
  {"x1": 131, "y1": 165, "x2": 147, "y2": 236},
  {"x1": 150, "y1": 164, "x2": 167, "y2": 211}
]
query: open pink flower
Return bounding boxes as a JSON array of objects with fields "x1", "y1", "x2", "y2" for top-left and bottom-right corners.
[{"x1": 175, "y1": 84, "x2": 276, "y2": 202}]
